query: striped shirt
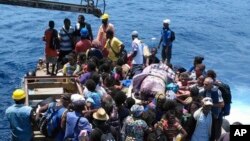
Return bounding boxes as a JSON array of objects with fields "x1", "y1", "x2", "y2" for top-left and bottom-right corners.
[{"x1": 59, "y1": 26, "x2": 74, "y2": 51}]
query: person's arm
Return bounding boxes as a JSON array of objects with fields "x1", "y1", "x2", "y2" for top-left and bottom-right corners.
[
  {"x1": 214, "y1": 90, "x2": 225, "y2": 108},
  {"x1": 119, "y1": 44, "x2": 125, "y2": 54},
  {"x1": 87, "y1": 24, "x2": 93, "y2": 41},
  {"x1": 158, "y1": 36, "x2": 163, "y2": 49}
]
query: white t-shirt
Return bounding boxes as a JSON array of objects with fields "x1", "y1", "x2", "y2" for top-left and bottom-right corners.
[{"x1": 131, "y1": 38, "x2": 144, "y2": 65}]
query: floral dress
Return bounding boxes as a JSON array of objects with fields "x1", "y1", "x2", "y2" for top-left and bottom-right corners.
[{"x1": 123, "y1": 116, "x2": 148, "y2": 141}]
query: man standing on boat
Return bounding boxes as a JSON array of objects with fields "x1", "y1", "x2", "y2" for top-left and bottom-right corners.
[
  {"x1": 96, "y1": 13, "x2": 114, "y2": 57},
  {"x1": 5, "y1": 89, "x2": 35, "y2": 141},
  {"x1": 158, "y1": 19, "x2": 174, "y2": 64},
  {"x1": 43, "y1": 20, "x2": 59, "y2": 75},
  {"x1": 58, "y1": 18, "x2": 75, "y2": 69},
  {"x1": 75, "y1": 15, "x2": 93, "y2": 42},
  {"x1": 129, "y1": 31, "x2": 144, "y2": 77}
]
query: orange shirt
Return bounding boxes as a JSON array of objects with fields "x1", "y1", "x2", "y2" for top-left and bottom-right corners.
[
  {"x1": 44, "y1": 29, "x2": 57, "y2": 57},
  {"x1": 75, "y1": 39, "x2": 92, "y2": 53},
  {"x1": 96, "y1": 23, "x2": 114, "y2": 48}
]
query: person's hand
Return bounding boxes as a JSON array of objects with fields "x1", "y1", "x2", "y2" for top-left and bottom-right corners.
[{"x1": 36, "y1": 105, "x2": 41, "y2": 114}]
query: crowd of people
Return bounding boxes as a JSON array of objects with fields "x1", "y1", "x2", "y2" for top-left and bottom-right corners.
[{"x1": 5, "y1": 13, "x2": 235, "y2": 141}]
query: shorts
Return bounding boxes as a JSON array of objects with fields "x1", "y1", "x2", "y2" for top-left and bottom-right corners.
[{"x1": 46, "y1": 56, "x2": 57, "y2": 64}]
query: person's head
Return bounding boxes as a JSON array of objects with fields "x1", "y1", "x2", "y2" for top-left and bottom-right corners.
[
  {"x1": 80, "y1": 28, "x2": 89, "y2": 39},
  {"x1": 206, "y1": 69, "x2": 217, "y2": 81},
  {"x1": 78, "y1": 15, "x2": 85, "y2": 24},
  {"x1": 197, "y1": 75, "x2": 205, "y2": 86},
  {"x1": 131, "y1": 30, "x2": 139, "y2": 40},
  {"x1": 114, "y1": 91, "x2": 127, "y2": 107},
  {"x1": 101, "y1": 13, "x2": 109, "y2": 25},
  {"x1": 115, "y1": 66, "x2": 122, "y2": 75},
  {"x1": 60, "y1": 94, "x2": 71, "y2": 108},
  {"x1": 92, "y1": 108, "x2": 109, "y2": 126},
  {"x1": 106, "y1": 29, "x2": 114, "y2": 39},
  {"x1": 195, "y1": 64, "x2": 205, "y2": 78},
  {"x1": 202, "y1": 97, "x2": 213, "y2": 114},
  {"x1": 179, "y1": 72, "x2": 190, "y2": 86},
  {"x1": 162, "y1": 99, "x2": 176, "y2": 112},
  {"x1": 101, "y1": 94, "x2": 114, "y2": 114},
  {"x1": 64, "y1": 18, "x2": 71, "y2": 29},
  {"x1": 203, "y1": 77, "x2": 214, "y2": 90},
  {"x1": 67, "y1": 55, "x2": 76, "y2": 66},
  {"x1": 125, "y1": 97, "x2": 135, "y2": 110},
  {"x1": 189, "y1": 101, "x2": 201, "y2": 114},
  {"x1": 151, "y1": 47, "x2": 157, "y2": 56},
  {"x1": 193, "y1": 56, "x2": 204, "y2": 66},
  {"x1": 131, "y1": 104, "x2": 144, "y2": 118},
  {"x1": 163, "y1": 19, "x2": 170, "y2": 28},
  {"x1": 72, "y1": 100, "x2": 85, "y2": 112},
  {"x1": 103, "y1": 74, "x2": 114, "y2": 87},
  {"x1": 77, "y1": 52, "x2": 86, "y2": 64},
  {"x1": 90, "y1": 72, "x2": 100, "y2": 85},
  {"x1": 165, "y1": 110, "x2": 176, "y2": 124},
  {"x1": 91, "y1": 39, "x2": 102, "y2": 49},
  {"x1": 48, "y1": 20, "x2": 55, "y2": 29},
  {"x1": 12, "y1": 89, "x2": 26, "y2": 104},
  {"x1": 155, "y1": 93, "x2": 166, "y2": 109},
  {"x1": 87, "y1": 61, "x2": 96, "y2": 72},
  {"x1": 85, "y1": 79, "x2": 96, "y2": 92}
]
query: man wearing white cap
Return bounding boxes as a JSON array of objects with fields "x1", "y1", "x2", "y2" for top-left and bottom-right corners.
[
  {"x1": 191, "y1": 97, "x2": 213, "y2": 141},
  {"x1": 158, "y1": 18, "x2": 175, "y2": 64},
  {"x1": 129, "y1": 31, "x2": 145, "y2": 77}
]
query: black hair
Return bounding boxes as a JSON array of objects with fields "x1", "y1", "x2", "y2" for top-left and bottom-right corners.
[
  {"x1": 85, "y1": 79, "x2": 96, "y2": 92},
  {"x1": 194, "y1": 56, "x2": 204, "y2": 64},
  {"x1": 114, "y1": 91, "x2": 127, "y2": 106},
  {"x1": 116, "y1": 58, "x2": 125, "y2": 66},
  {"x1": 90, "y1": 72, "x2": 100, "y2": 85},
  {"x1": 14, "y1": 98, "x2": 26, "y2": 104},
  {"x1": 190, "y1": 86, "x2": 199, "y2": 97},
  {"x1": 103, "y1": 74, "x2": 114, "y2": 87},
  {"x1": 89, "y1": 56, "x2": 99, "y2": 67},
  {"x1": 206, "y1": 69, "x2": 217, "y2": 80},
  {"x1": 78, "y1": 52, "x2": 87, "y2": 64},
  {"x1": 99, "y1": 63, "x2": 111, "y2": 73},
  {"x1": 162, "y1": 99, "x2": 177, "y2": 111},
  {"x1": 78, "y1": 15, "x2": 85, "y2": 21},
  {"x1": 73, "y1": 100, "x2": 85, "y2": 112},
  {"x1": 64, "y1": 18, "x2": 71, "y2": 24},
  {"x1": 48, "y1": 20, "x2": 54, "y2": 28},
  {"x1": 115, "y1": 66, "x2": 122, "y2": 74},
  {"x1": 125, "y1": 97, "x2": 135, "y2": 109},
  {"x1": 87, "y1": 61, "x2": 96, "y2": 72},
  {"x1": 106, "y1": 29, "x2": 114, "y2": 36}
]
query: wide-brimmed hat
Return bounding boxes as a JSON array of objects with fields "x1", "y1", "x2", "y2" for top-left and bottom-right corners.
[{"x1": 93, "y1": 108, "x2": 109, "y2": 121}]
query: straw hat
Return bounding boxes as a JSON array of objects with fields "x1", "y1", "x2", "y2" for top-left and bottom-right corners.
[{"x1": 93, "y1": 108, "x2": 109, "y2": 121}]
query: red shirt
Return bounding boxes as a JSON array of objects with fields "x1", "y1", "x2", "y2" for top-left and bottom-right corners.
[
  {"x1": 44, "y1": 29, "x2": 58, "y2": 57},
  {"x1": 75, "y1": 39, "x2": 92, "y2": 53}
]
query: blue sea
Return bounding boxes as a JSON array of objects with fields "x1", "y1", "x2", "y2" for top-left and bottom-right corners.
[{"x1": 0, "y1": 0, "x2": 250, "y2": 139}]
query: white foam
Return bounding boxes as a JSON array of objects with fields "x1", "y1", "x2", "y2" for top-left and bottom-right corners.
[{"x1": 225, "y1": 100, "x2": 250, "y2": 124}]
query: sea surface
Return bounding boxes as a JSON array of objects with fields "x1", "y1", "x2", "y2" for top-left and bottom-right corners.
[{"x1": 0, "y1": 0, "x2": 250, "y2": 139}]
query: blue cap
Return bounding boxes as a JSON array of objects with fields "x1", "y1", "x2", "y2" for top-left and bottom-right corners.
[{"x1": 80, "y1": 28, "x2": 88, "y2": 37}]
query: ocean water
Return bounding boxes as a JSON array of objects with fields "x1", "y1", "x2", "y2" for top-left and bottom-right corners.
[{"x1": 0, "y1": 0, "x2": 250, "y2": 139}]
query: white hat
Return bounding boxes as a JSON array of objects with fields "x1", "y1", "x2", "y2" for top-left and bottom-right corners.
[
  {"x1": 131, "y1": 30, "x2": 138, "y2": 36},
  {"x1": 163, "y1": 19, "x2": 171, "y2": 24},
  {"x1": 71, "y1": 94, "x2": 85, "y2": 103},
  {"x1": 202, "y1": 97, "x2": 213, "y2": 106}
]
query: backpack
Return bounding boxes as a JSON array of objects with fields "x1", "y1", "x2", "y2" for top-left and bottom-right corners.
[
  {"x1": 96, "y1": 128, "x2": 116, "y2": 141},
  {"x1": 38, "y1": 102, "x2": 62, "y2": 137},
  {"x1": 170, "y1": 30, "x2": 175, "y2": 42},
  {"x1": 215, "y1": 82, "x2": 232, "y2": 116}
]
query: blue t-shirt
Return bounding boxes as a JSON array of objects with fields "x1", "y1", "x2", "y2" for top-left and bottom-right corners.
[
  {"x1": 161, "y1": 28, "x2": 172, "y2": 47},
  {"x1": 85, "y1": 92, "x2": 101, "y2": 109}
]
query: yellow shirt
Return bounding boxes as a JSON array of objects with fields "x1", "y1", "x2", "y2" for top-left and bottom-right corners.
[{"x1": 105, "y1": 37, "x2": 123, "y2": 61}]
